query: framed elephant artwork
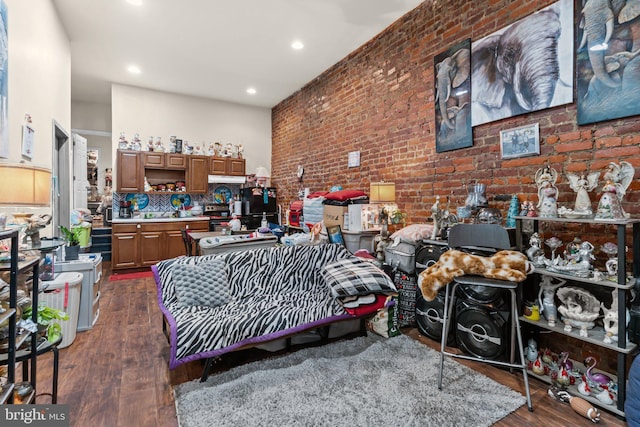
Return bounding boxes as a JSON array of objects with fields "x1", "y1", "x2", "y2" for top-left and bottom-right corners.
[
  {"x1": 434, "y1": 38, "x2": 472, "y2": 153},
  {"x1": 471, "y1": 0, "x2": 574, "y2": 127},
  {"x1": 576, "y1": 0, "x2": 640, "y2": 125}
]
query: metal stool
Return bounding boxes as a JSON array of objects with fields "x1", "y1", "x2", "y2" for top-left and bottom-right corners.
[{"x1": 437, "y1": 223, "x2": 533, "y2": 412}]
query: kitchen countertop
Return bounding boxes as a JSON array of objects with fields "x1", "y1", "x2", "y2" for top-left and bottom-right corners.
[{"x1": 112, "y1": 216, "x2": 211, "y2": 224}]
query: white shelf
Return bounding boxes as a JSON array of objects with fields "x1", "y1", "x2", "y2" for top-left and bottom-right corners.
[
  {"x1": 520, "y1": 317, "x2": 637, "y2": 354},
  {"x1": 533, "y1": 267, "x2": 636, "y2": 290}
]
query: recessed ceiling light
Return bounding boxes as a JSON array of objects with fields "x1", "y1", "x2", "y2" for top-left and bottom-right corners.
[
  {"x1": 291, "y1": 40, "x2": 304, "y2": 50},
  {"x1": 246, "y1": 87, "x2": 257, "y2": 95},
  {"x1": 127, "y1": 65, "x2": 141, "y2": 74},
  {"x1": 126, "y1": 0, "x2": 143, "y2": 6}
]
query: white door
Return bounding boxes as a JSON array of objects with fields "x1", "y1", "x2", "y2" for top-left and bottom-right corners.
[{"x1": 73, "y1": 133, "x2": 88, "y2": 209}]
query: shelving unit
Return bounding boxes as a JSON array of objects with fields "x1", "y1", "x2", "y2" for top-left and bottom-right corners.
[
  {"x1": 0, "y1": 229, "x2": 40, "y2": 404},
  {"x1": 515, "y1": 215, "x2": 640, "y2": 417}
]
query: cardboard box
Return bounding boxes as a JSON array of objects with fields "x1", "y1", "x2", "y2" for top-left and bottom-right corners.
[{"x1": 323, "y1": 205, "x2": 348, "y2": 228}]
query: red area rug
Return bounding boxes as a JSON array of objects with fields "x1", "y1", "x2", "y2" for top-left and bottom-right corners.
[{"x1": 108, "y1": 270, "x2": 154, "y2": 282}]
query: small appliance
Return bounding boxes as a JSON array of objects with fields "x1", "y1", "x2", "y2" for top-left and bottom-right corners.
[{"x1": 119, "y1": 201, "x2": 131, "y2": 218}]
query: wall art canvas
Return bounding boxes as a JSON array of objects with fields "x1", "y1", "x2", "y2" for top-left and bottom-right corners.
[
  {"x1": 471, "y1": 0, "x2": 574, "y2": 127},
  {"x1": 576, "y1": 0, "x2": 640, "y2": 125},
  {"x1": 500, "y1": 123, "x2": 540, "y2": 159},
  {"x1": 0, "y1": 1, "x2": 7, "y2": 159},
  {"x1": 434, "y1": 38, "x2": 472, "y2": 153}
]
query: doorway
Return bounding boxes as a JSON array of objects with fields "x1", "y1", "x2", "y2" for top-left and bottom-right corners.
[{"x1": 52, "y1": 120, "x2": 70, "y2": 232}]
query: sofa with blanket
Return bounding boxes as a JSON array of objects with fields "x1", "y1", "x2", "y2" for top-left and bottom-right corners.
[{"x1": 153, "y1": 244, "x2": 396, "y2": 380}]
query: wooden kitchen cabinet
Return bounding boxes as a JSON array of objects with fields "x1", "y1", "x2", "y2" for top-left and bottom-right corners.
[
  {"x1": 187, "y1": 155, "x2": 208, "y2": 193},
  {"x1": 112, "y1": 220, "x2": 208, "y2": 270},
  {"x1": 209, "y1": 157, "x2": 246, "y2": 176},
  {"x1": 117, "y1": 150, "x2": 142, "y2": 192},
  {"x1": 142, "y1": 152, "x2": 165, "y2": 167},
  {"x1": 166, "y1": 153, "x2": 187, "y2": 169}
]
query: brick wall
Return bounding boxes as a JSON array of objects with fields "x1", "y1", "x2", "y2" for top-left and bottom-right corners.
[{"x1": 271, "y1": 0, "x2": 640, "y2": 224}]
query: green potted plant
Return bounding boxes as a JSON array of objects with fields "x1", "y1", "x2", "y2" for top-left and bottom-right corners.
[
  {"x1": 22, "y1": 304, "x2": 68, "y2": 343},
  {"x1": 59, "y1": 225, "x2": 81, "y2": 260}
]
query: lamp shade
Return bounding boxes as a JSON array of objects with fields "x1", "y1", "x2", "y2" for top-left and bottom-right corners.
[
  {"x1": 0, "y1": 164, "x2": 51, "y2": 205},
  {"x1": 370, "y1": 182, "x2": 395, "y2": 203},
  {"x1": 255, "y1": 166, "x2": 270, "y2": 178}
]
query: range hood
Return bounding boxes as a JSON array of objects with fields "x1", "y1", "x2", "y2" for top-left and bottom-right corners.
[{"x1": 208, "y1": 175, "x2": 246, "y2": 184}]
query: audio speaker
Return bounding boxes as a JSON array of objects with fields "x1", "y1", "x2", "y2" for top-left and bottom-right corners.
[
  {"x1": 454, "y1": 299, "x2": 510, "y2": 361},
  {"x1": 415, "y1": 288, "x2": 456, "y2": 346}
]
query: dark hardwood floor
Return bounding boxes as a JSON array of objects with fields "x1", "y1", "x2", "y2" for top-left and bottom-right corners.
[{"x1": 28, "y1": 261, "x2": 627, "y2": 426}]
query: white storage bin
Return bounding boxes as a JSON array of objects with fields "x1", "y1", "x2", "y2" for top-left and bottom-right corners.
[{"x1": 39, "y1": 272, "x2": 82, "y2": 349}]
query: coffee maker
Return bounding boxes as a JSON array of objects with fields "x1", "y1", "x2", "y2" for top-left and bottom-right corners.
[{"x1": 119, "y1": 201, "x2": 131, "y2": 218}]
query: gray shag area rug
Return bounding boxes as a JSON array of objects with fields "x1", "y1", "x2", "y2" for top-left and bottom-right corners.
[{"x1": 174, "y1": 334, "x2": 526, "y2": 427}]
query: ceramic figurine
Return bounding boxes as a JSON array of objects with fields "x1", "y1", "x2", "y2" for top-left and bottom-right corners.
[
  {"x1": 131, "y1": 133, "x2": 142, "y2": 151},
  {"x1": 224, "y1": 143, "x2": 233, "y2": 157},
  {"x1": 601, "y1": 242, "x2": 618, "y2": 277},
  {"x1": 193, "y1": 143, "x2": 204, "y2": 155},
  {"x1": 578, "y1": 375, "x2": 593, "y2": 396},
  {"x1": 595, "y1": 161, "x2": 635, "y2": 219},
  {"x1": 523, "y1": 304, "x2": 541, "y2": 321},
  {"x1": 525, "y1": 338, "x2": 538, "y2": 362},
  {"x1": 526, "y1": 232, "x2": 545, "y2": 267},
  {"x1": 183, "y1": 141, "x2": 193, "y2": 155},
  {"x1": 556, "y1": 287, "x2": 600, "y2": 336},
  {"x1": 155, "y1": 137, "x2": 164, "y2": 152},
  {"x1": 237, "y1": 144, "x2": 244, "y2": 159},
  {"x1": 535, "y1": 166, "x2": 559, "y2": 218},
  {"x1": 532, "y1": 356, "x2": 546, "y2": 376},
  {"x1": 601, "y1": 290, "x2": 630, "y2": 344},
  {"x1": 544, "y1": 240, "x2": 594, "y2": 277},
  {"x1": 147, "y1": 136, "x2": 154, "y2": 151},
  {"x1": 538, "y1": 276, "x2": 565, "y2": 327},
  {"x1": 430, "y1": 196, "x2": 443, "y2": 240},
  {"x1": 567, "y1": 172, "x2": 599, "y2": 213},
  {"x1": 544, "y1": 236, "x2": 562, "y2": 261},
  {"x1": 208, "y1": 142, "x2": 215, "y2": 156},
  {"x1": 594, "y1": 387, "x2": 615, "y2": 405},
  {"x1": 584, "y1": 356, "x2": 612, "y2": 386},
  {"x1": 505, "y1": 195, "x2": 519, "y2": 227},
  {"x1": 556, "y1": 366, "x2": 571, "y2": 388},
  {"x1": 214, "y1": 142, "x2": 223, "y2": 156},
  {"x1": 144, "y1": 177, "x2": 151, "y2": 192},
  {"x1": 558, "y1": 352, "x2": 573, "y2": 371},
  {"x1": 118, "y1": 132, "x2": 129, "y2": 150}
]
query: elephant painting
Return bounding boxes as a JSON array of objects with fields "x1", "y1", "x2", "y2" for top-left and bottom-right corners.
[
  {"x1": 471, "y1": 0, "x2": 574, "y2": 127},
  {"x1": 576, "y1": 0, "x2": 640, "y2": 124},
  {"x1": 434, "y1": 38, "x2": 472, "y2": 152}
]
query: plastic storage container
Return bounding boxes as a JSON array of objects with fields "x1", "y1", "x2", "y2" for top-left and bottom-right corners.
[{"x1": 39, "y1": 272, "x2": 83, "y2": 349}]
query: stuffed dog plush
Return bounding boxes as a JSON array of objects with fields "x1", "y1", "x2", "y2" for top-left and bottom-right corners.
[{"x1": 418, "y1": 249, "x2": 534, "y2": 301}]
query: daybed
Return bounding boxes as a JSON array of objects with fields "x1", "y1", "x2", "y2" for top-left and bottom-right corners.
[{"x1": 153, "y1": 244, "x2": 396, "y2": 381}]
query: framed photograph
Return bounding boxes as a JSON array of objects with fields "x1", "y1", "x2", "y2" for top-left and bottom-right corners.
[
  {"x1": 21, "y1": 124, "x2": 35, "y2": 159},
  {"x1": 500, "y1": 123, "x2": 540, "y2": 159},
  {"x1": 326, "y1": 225, "x2": 344, "y2": 245}
]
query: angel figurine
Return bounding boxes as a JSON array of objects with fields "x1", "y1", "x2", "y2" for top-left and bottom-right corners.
[
  {"x1": 567, "y1": 172, "x2": 599, "y2": 213},
  {"x1": 535, "y1": 166, "x2": 559, "y2": 218},
  {"x1": 595, "y1": 161, "x2": 635, "y2": 219}
]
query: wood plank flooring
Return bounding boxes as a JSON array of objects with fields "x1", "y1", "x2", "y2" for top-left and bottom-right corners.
[{"x1": 27, "y1": 262, "x2": 628, "y2": 426}]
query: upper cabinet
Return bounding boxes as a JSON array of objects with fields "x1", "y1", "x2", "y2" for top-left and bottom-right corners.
[
  {"x1": 117, "y1": 150, "x2": 142, "y2": 192},
  {"x1": 187, "y1": 156, "x2": 208, "y2": 194},
  {"x1": 209, "y1": 157, "x2": 246, "y2": 176}
]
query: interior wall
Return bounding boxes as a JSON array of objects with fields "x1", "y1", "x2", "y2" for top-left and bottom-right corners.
[
  {"x1": 71, "y1": 101, "x2": 111, "y2": 132},
  {"x1": 271, "y1": 0, "x2": 640, "y2": 223},
  {"x1": 111, "y1": 83, "x2": 272, "y2": 189},
  {"x1": 0, "y1": 0, "x2": 70, "y2": 231}
]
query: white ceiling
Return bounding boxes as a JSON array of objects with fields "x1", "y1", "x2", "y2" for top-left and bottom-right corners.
[{"x1": 52, "y1": 0, "x2": 424, "y2": 109}]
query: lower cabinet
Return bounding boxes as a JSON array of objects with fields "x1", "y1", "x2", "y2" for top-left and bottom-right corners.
[{"x1": 112, "y1": 220, "x2": 208, "y2": 270}]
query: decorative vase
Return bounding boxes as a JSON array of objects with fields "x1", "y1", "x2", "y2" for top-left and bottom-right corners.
[{"x1": 64, "y1": 244, "x2": 80, "y2": 261}]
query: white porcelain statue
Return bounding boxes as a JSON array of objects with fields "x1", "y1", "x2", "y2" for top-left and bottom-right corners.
[
  {"x1": 535, "y1": 166, "x2": 559, "y2": 218},
  {"x1": 556, "y1": 286, "x2": 600, "y2": 337},
  {"x1": 595, "y1": 161, "x2": 635, "y2": 219},
  {"x1": 567, "y1": 172, "x2": 599, "y2": 213},
  {"x1": 601, "y1": 290, "x2": 630, "y2": 344},
  {"x1": 538, "y1": 276, "x2": 566, "y2": 327}
]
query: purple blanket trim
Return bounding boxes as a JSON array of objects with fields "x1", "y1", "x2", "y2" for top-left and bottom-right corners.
[{"x1": 153, "y1": 265, "x2": 180, "y2": 368}]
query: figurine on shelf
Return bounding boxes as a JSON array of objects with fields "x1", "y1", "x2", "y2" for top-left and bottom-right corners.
[
  {"x1": 118, "y1": 132, "x2": 129, "y2": 150},
  {"x1": 430, "y1": 196, "x2": 443, "y2": 240},
  {"x1": 104, "y1": 167, "x2": 112, "y2": 188},
  {"x1": 131, "y1": 133, "x2": 142, "y2": 151},
  {"x1": 525, "y1": 338, "x2": 538, "y2": 362},
  {"x1": 224, "y1": 143, "x2": 233, "y2": 157},
  {"x1": 505, "y1": 194, "x2": 520, "y2": 227},
  {"x1": 214, "y1": 142, "x2": 223, "y2": 156},
  {"x1": 169, "y1": 136, "x2": 177, "y2": 153},
  {"x1": 595, "y1": 161, "x2": 635, "y2": 219},
  {"x1": 535, "y1": 166, "x2": 559, "y2": 218},
  {"x1": 193, "y1": 143, "x2": 204, "y2": 155},
  {"x1": 183, "y1": 141, "x2": 193, "y2": 155},
  {"x1": 154, "y1": 137, "x2": 164, "y2": 152},
  {"x1": 601, "y1": 290, "x2": 630, "y2": 344},
  {"x1": 538, "y1": 276, "x2": 566, "y2": 327},
  {"x1": 526, "y1": 232, "x2": 545, "y2": 267},
  {"x1": 567, "y1": 172, "x2": 599, "y2": 213},
  {"x1": 556, "y1": 287, "x2": 600, "y2": 336},
  {"x1": 237, "y1": 144, "x2": 244, "y2": 159},
  {"x1": 147, "y1": 136, "x2": 154, "y2": 151},
  {"x1": 144, "y1": 177, "x2": 151, "y2": 192},
  {"x1": 207, "y1": 142, "x2": 215, "y2": 156}
]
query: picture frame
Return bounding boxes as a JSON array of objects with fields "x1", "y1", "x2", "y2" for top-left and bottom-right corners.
[
  {"x1": 499, "y1": 123, "x2": 540, "y2": 159},
  {"x1": 21, "y1": 124, "x2": 35, "y2": 159},
  {"x1": 326, "y1": 225, "x2": 345, "y2": 245}
]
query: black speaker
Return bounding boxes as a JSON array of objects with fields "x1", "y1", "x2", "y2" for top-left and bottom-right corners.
[
  {"x1": 454, "y1": 299, "x2": 510, "y2": 361},
  {"x1": 415, "y1": 288, "x2": 456, "y2": 345},
  {"x1": 415, "y1": 242, "x2": 449, "y2": 274}
]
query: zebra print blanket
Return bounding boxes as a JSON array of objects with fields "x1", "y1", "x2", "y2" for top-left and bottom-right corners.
[{"x1": 153, "y1": 244, "x2": 356, "y2": 369}]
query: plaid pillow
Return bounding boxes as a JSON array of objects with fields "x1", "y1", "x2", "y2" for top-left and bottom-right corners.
[{"x1": 321, "y1": 257, "x2": 397, "y2": 298}]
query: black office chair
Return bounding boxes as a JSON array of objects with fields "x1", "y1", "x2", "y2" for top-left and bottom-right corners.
[
  {"x1": 438, "y1": 223, "x2": 533, "y2": 412},
  {"x1": 180, "y1": 229, "x2": 193, "y2": 257}
]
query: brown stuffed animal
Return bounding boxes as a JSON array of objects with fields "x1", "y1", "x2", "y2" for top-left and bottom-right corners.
[{"x1": 418, "y1": 249, "x2": 534, "y2": 301}]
